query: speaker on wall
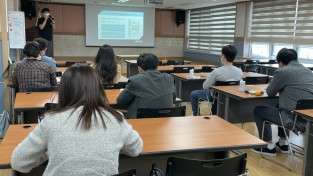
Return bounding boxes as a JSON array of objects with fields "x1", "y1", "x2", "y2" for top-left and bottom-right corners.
[
  {"x1": 175, "y1": 10, "x2": 186, "y2": 27},
  {"x1": 21, "y1": 0, "x2": 36, "y2": 19}
]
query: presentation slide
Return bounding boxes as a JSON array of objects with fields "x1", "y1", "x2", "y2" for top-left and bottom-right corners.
[{"x1": 86, "y1": 4, "x2": 155, "y2": 47}]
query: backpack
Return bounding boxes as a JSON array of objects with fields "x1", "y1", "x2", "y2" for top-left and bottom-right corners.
[{"x1": 0, "y1": 111, "x2": 10, "y2": 138}]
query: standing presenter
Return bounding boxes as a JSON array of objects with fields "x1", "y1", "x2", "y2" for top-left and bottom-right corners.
[{"x1": 37, "y1": 8, "x2": 55, "y2": 57}]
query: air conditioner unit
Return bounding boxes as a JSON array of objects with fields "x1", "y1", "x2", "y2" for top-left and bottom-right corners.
[{"x1": 145, "y1": 0, "x2": 165, "y2": 5}]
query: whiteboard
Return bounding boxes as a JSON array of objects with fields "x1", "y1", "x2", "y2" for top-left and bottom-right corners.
[{"x1": 8, "y1": 11, "x2": 26, "y2": 49}]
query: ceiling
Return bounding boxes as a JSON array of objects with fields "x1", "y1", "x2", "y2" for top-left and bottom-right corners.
[{"x1": 37, "y1": 0, "x2": 250, "y2": 9}]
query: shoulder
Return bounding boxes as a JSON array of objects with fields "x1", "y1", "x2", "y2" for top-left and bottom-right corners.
[
  {"x1": 37, "y1": 17, "x2": 45, "y2": 24},
  {"x1": 42, "y1": 56, "x2": 56, "y2": 64}
]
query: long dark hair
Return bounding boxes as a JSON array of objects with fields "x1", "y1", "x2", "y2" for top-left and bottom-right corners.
[
  {"x1": 95, "y1": 44, "x2": 117, "y2": 83},
  {"x1": 50, "y1": 64, "x2": 123, "y2": 130}
]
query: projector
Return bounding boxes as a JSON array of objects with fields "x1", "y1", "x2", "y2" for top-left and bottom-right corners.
[{"x1": 145, "y1": 0, "x2": 165, "y2": 5}]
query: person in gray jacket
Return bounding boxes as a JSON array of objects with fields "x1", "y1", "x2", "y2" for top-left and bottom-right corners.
[
  {"x1": 11, "y1": 64, "x2": 143, "y2": 176},
  {"x1": 252, "y1": 48, "x2": 313, "y2": 157},
  {"x1": 117, "y1": 53, "x2": 176, "y2": 118}
]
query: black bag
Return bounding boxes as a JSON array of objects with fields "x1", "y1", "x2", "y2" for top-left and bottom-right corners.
[{"x1": 149, "y1": 163, "x2": 164, "y2": 176}]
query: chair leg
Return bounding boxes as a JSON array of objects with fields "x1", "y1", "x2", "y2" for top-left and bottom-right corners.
[
  {"x1": 197, "y1": 99, "x2": 201, "y2": 116},
  {"x1": 260, "y1": 121, "x2": 297, "y2": 172}
]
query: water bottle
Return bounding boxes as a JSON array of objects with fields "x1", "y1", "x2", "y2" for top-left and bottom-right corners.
[
  {"x1": 239, "y1": 80, "x2": 245, "y2": 91},
  {"x1": 189, "y1": 69, "x2": 194, "y2": 78}
]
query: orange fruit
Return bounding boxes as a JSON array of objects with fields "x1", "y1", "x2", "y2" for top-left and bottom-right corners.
[{"x1": 255, "y1": 90, "x2": 262, "y2": 96}]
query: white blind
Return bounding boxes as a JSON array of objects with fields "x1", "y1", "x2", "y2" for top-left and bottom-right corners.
[
  {"x1": 295, "y1": 0, "x2": 313, "y2": 44},
  {"x1": 187, "y1": 4, "x2": 236, "y2": 54},
  {"x1": 250, "y1": 0, "x2": 297, "y2": 43}
]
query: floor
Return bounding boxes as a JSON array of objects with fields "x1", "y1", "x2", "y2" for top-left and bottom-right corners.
[{"x1": 0, "y1": 102, "x2": 304, "y2": 176}]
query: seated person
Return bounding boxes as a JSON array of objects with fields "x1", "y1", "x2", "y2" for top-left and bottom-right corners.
[
  {"x1": 190, "y1": 45, "x2": 243, "y2": 116},
  {"x1": 11, "y1": 64, "x2": 143, "y2": 175},
  {"x1": 93, "y1": 44, "x2": 121, "y2": 84},
  {"x1": 252, "y1": 48, "x2": 313, "y2": 156},
  {"x1": 13, "y1": 42, "x2": 57, "y2": 92},
  {"x1": 22, "y1": 38, "x2": 57, "y2": 72},
  {"x1": 117, "y1": 53, "x2": 176, "y2": 118}
]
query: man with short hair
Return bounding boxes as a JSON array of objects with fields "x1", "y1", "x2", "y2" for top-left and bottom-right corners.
[
  {"x1": 252, "y1": 48, "x2": 313, "y2": 156},
  {"x1": 37, "y1": 8, "x2": 55, "y2": 57},
  {"x1": 22, "y1": 38, "x2": 57, "y2": 72},
  {"x1": 190, "y1": 45, "x2": 243, "y2": 116},
  {"x1": 117, "y1": 53, "x2": 176, "y2": 118}
]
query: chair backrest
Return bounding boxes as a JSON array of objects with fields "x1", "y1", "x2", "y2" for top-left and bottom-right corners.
[
  {"x1": 200, "y1": 66, "x2": 214, "y2": 73},
  {"x1": 244, "y1": 76, "x2": 269, "y2": 85},
  {"x1": 172, "y1": 66, "x2": 194, "y2": 73},
  {"x1": 166, "y1": 153, "x2": 247, "y2": 176},
  {"x1": 269, "y1": 60, "x2": 277, "y2": 64},
  {"x1": 44, "y1": 103, "x2": 58, "y2": 111},
  {"x1": 114, "y1": 168, "x2": 136, "y2": 176},
  {"x1": 103, "y1": 82, "x2": 127, "y2": 89},
  {"x1": 55, "y1": 71, "x2": 63, "y2": 77},
  {"x1": 214, "y1": 81, "x2": 240, "y2": 86},
  {"x1": 244, "y1": 60, "x2": 259, "y2": 72},
  {"x1": 26, "y1": 86, "x2": 58, "y2": 92},
  {"x1": 166, "y1": 60, "x2": 177, "y2": 65},
  {"x1": 65, "y1": 61, "x2": 86, "y2": 67},
  {"x1": 137, "y1": 106, "x2": 186, "y2": 118},
  {"x1": 295, "y1": 99, "x2": 313, "y2": 110}
]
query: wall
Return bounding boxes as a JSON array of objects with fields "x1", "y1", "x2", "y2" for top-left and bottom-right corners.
[{"x1": 25, "y1": 3, "x2": 185, "y2": 59}]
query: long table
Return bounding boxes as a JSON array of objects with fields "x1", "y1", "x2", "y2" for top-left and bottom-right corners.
[
  {"x1": 0, "y1": 116, "x2": 266, "y2": 175},
  {"x1": 124, "y1": 59, "x2": 199, "y2": 78},
  {"x1": 259, "y1": 64, "x2": 313, "y2": 76},
  {"x1": 171, "y1": 72, "x2": 269, "y2": 102},
  {"x1": 211, "y1": 84, "x2": 278, "y2": 123},
  {"x1": 293, "y1": 109, "x2": 313, "y2": 176}
]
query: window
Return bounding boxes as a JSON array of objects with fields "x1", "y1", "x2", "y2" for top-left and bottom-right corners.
[
  {"x1": 298, "y1": 46, "x2": 313, "y2": 60},
  {"x1": 187, "y1": 4, "x2": 236, "y2": 54},
  {"x1": 250, "y1": 42, "x2": 270, "y2": 58},
  {"x1": 272, "y1": 44, "x2": 293, "y2": 56}
]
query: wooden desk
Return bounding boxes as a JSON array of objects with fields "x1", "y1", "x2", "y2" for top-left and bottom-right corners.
[
  {"x1": 293, "y1": 109, "x2": 313, "y2": 176},
  {"x1": 0, "y1": 116, "x2": 266, "y2": 175},
  {"x1": 124, "y1": 60, "x2": 194, "y2": 77},
  {"x1": 211, "y1": 84, "x2": 278, "y2": 123},
  {"x1": 171, "y1": 72, "x2": 269, "y2": 102},
  {"x1": 259, "y1": 64, "x2": 313, "y2": 76},
  {"x1": 55, "y1": 61, "x2": 94, "y2": 67},
  {"x1": 233, "y1": 59, "x2": 272, "y2": 64}
]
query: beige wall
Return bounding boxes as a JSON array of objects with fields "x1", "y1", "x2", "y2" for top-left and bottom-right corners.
[{"x1": 53, "y1": 35, "x2": 184, "y2": 58}]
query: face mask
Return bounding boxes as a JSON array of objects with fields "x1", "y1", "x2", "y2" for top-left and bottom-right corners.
[{"x1": 44, "y1": 12, "x2": 50, "y2": 16}]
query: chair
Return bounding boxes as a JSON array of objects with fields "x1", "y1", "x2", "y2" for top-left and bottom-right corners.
[
  {"x1": 166, "y1": 60, "x2": 177, "y2": 65},
  {"x1": 44, "y1": 103, "x2": 58, "y2": 111},
  {"x1": 244, "y1": 60, "x2": 259, "y2": 72},
  {"x1": 103, "y1": 82, "x2": 127, "y2": 89},
  {"x1": 197, "y1": 81, "x2": 240, "y2": 116},
  {"x1": 166, "y1": 153, "x2": 248, "y2": 176},
  {"x1": 269, "y1": 60, "x2": 277, "y2": 64},
  {"x1": 172, "y1": 66, "x2": 194, "y2": 73},
  {"x1": 136, "y1": 106, "x2": 186, "y2": 118},
  {"x1": 26, "y1": 86, "x2": 58, "y2": 92},
  {"x1": 200, "y1": 66, "x2": 214, "y2": 73},
  {"x1": 55, "y1": 71, "x2": 63, "y2": 77},
  {"x1": 65, "y1": 61, "x2": 86, "y2": 67},
  {"x1": 261, "y1": 99, "x2": 313, "y2": 171},
  {"x1": 114, "y1": 168, "x2": 136, "y2": 176},
  {"x1": 244, "y1": 76, "x2": 269, "y2": 85}
]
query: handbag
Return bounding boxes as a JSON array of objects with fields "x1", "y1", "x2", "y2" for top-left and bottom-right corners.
[
  {"x1": 149, "y1": 163, "x2": 165, "y2": 176},
  {"x1": 0, "y1": 111, "x2": 10, "y2": 138}
]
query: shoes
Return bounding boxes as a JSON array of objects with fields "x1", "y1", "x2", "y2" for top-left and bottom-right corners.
[
  {"x1": 276, "y1": 142, "x2": 289, "y2": 154},
  {"x1": 251, "y1": 147, "x2": 276, "y2": 157}
]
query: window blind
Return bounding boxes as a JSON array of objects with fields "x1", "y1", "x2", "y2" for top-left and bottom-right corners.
[
  {"x1": 187, "y1": 4, "x2": 236, "y2": 54},
  {"x1": 295, "y1": 0, "x2": 313, "y2": 44},
  {"x1": 250, "y1": 0, "x2": 297, "y2": 43}
]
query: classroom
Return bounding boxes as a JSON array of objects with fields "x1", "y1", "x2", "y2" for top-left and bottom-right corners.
[{"x1": 1, "y1": 0, "x2": 313, "y2": 175}]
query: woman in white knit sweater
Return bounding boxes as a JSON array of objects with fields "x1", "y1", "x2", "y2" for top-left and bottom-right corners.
[{"x1": 11, "y1": 64, "x2": 143, "y2": 175}]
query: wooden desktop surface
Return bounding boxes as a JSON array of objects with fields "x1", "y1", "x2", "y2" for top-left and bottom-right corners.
[
  {"x1": 171, "y1": 72, "x2": 268, "y2": 81},
  {"x1": 211, "y1": 84, "x2": 277, "y2": 100},
  {"x1": 55, "y1": 61, "x2": 93, "y2": 67},
  {"x1": 293, "y1": 109, "x2": 313, "y2": 121},
  {"x1": 124, "y1": 59, "x2": 192, "y2": 65},
  {"x1": 14, "y1": 89, "x2": 121, "y2": 110},
  {"x1": 0, "y1": 116, "x2": 266, "y2": 168},
  {"x1": 157, "y1": 65, "x2": 215, "y2": 72}
]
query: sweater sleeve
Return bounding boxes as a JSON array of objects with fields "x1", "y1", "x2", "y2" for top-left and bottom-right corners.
[
  {"x1": 116, "y1": 80, "x2": 136, "y2": 105},
  {"x1": 11, "y1": 121, "x2": 49, "y2": 173},
  {"x1": 203, "y1": 70, "x2": 217, "y2": 89},
  {"x1": 113, "y1": 64, "x2": 122, "y2": 84},
  {"x1": 266, "y1": 69, "x2": 284, "y2": 97},
  {"x1": 120, "y1": 122, "x2": 143, "y2": 157}
]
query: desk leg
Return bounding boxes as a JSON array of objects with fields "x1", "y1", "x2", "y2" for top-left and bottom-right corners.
[
  {"x1": 224, "y1": 96, "x2": 229, "y2": 121},
  {"x1": 303, "y1": 121, "x2": 312, "y2": 176},
  {"x1": 127, "y1": 63, "x2": 130, "y2": 78},
  {"x1": 178, "y1": 79, "x2": 182, "y2": 99}
]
